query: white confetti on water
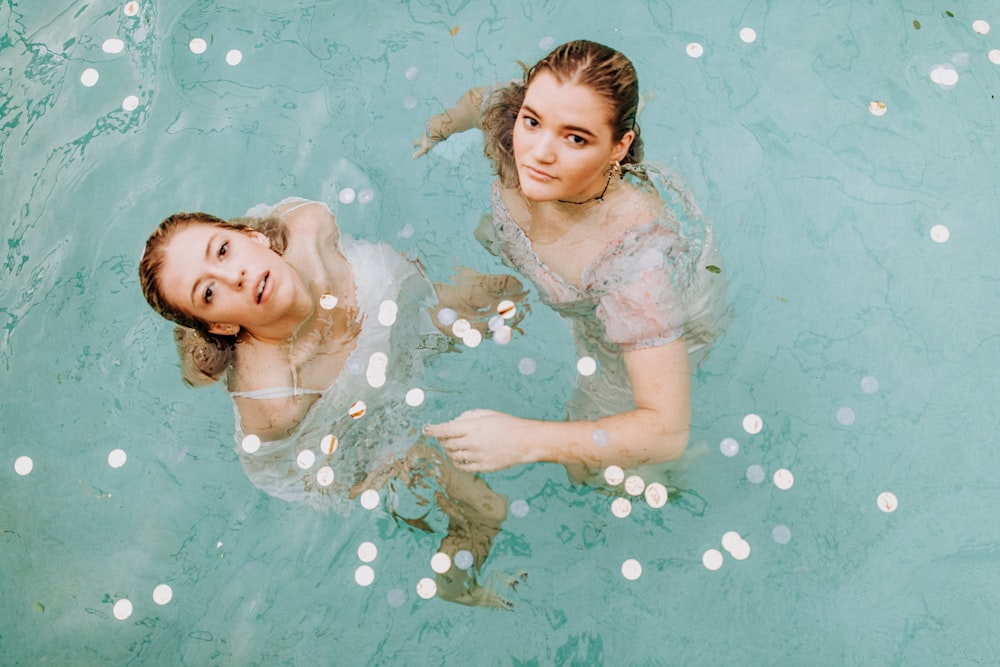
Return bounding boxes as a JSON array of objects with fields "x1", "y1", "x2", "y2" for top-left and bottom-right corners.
[
  {"x1": 624, "y1": 475, "x2": 645, "y2": 496},
  {"x1": 113, "y1": 599, "x2": 133, "y2": 620},
  {"x1": 492, "y1": 326, "x2": 512, "y2": 345},
  {"x1": 102, "y1": 38, "x2": 125, "y2": 54},
  {"x1": 972, "y1": 20, "x2": 990, "y2": 35},
  {"x1": 242, "y1": 434, "x2": 261, "y2": 454},
  {"x1": 868, "y1": 100, "x2": 887, "y2": 116},
  {"x1": 539, "y1": 36, "x2": 555, "y2": 50},
  {"x1": 644, "y1": 482, "x2": 668, "y2": 508},
  {"x1": 403, "y1": 95, "x2": 418, "y2": 109},
  {"x1": 860, "y1": 375, "x2": 880, "y2": 394},
  {"x1": 461, "y1": 328, "x2": 483, "y2": 348},
  {"x1": 510, "y1": 499, "x2": 530, "y2": 517},
  {"x1": 990, "y1": 50, "x2": 1000, "y2": 65},
  {"x1": 358, "y1": 542, "x2": 378, "y2": 563},
  {"x1": 591, "y1": 429, "x2": 610, "y2": 447},
  {"x1": 453, "y1": 550, "x2": 474, "y2": 570},
  {"x1": 378, "y1": 300, "x2": 398, "y2": 326},
  {"x1": 315, "y1": 466, "x2": 334, "y2": 487},
  {"x1": 576, "y1": 356, "x2": 597, "y2": 376},
  {"x1": 122, "y1": 95, "x2": 140, "y2": 111},
  {"x1": 152, "y1": 584, "x2": 173, "y2": 605},
  {"x1": 405, "y1": 66, "x2": 420, "y2": 80},
  {"x1": 603, "y1": 465, "x2": 625, "y2": 486},
  {"x1": 123, "y1": 2, "x2": 139, "y2": 17},
  {"x1": 772, "y1": 524, "x2": 792, "y2": 544},
  {"x1": 14, "y1": 456, "x2": 33, "y2": 476},
  {"x1": 355, "y1": 565, "x2": 375, "y2": 587},
  {"x1": 430, "y1": 552, "x2": 451, "y2": 574},
  {"x1": 358, "y1": 188, "x2": 375, "y2": 204},
  {"x1": 517, "y1": 358, "x2": 536, "y2": 375},
  {"x1": 836, "y1": 407, "x2": 856, "y2": 426},
  {"x1": 929, "y1": 64, "x2": 959, "y2": 88},
  {"x1": 720, "y1": 437, "x2": 740, "y2": 457},
  {"x1": 189, "y1": 38, "x2": 207, "y2": 54},
  {"x1": 416, "y1": 578, "x2": 437, "y2": 599},
  {"x1": 702, "y1": 549, "x2": 723, "y2": 571},
  {"x1": 108, "y1": 449, "x2": 127, "y2": 469},
  {"x1": 360, "y1": 489, "x2": 380, "y2": 510},
  {"x1": 746, "y1": 464, "x2": 766, "y2": 484},
  {"x1": 436, "y1": 307, "x2": 457, "y2": 327},
  {"x1": 338, "y1": 188, "x2": 356, "y2": 204},
  {"x1": 405, "y1": 388, "x2": 425, "y2": 407},
  {"x1": 387, "y1": 588, "x2": 407, "y2": 607},
  {"x1": 930, "y1": 224, "x2": 950, "y2": 242},
  {"x1": 80, "y1": 68, "x2": 99, "y2": 87},
  {"x1": 686, "y1": 42, "x2": 704, "y2": 58},
  {"x1": 743, "y1": 413, "x2": 763, "y2": 435},
  {"x1": 773, "y1": 468, "x2": 795, "y2": 490},
  {"x1": 296, "y1": 450, "x2": 316, "y2": 469},
  {"x1": 621, "y1": 559, "x2": 642, "y2": 581},
  {"x1": 225, "y1": 49, "x2": 243, "y2": 66},
  {"x1": 739, "y1": 27, "x2": 757, "y2": 43},
  {"x1": 611, "y1": 497, "x2": 632, "y2": 518}
]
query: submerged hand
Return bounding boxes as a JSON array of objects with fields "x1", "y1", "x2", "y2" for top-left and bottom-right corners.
[
  {"x1": 412, "y1": 133, "x2": 439, "y2": 159},
  {"x1": 424, "y1": 409, "x2": 533, "y2": 473}
]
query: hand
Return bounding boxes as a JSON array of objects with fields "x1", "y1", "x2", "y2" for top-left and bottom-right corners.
[
  {"x1": 412, "y1": 111, "x2": 459, "y2": 158},
  {"x1": 412, "y1": 133, "x2": 439, "y2": 159},
  {"x1": 424, "y1": 409, "x2": 533, "y2": 473}
]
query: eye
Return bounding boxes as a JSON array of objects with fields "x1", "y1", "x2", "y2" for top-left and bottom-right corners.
[
  {"x1": 522, "y1": 115, "x2": 539, "y2": 129},
  {"x1": 218, "y1": 241, "x2": 229, "y2": 258},
  {"x1": 204, "y1": 285, "x2": 214, "y2": 304},
  {"x1": 567, "y1": 134, "x2": 587, "y2": 146}
]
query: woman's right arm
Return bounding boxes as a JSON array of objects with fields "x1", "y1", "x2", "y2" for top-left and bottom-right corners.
[{"x1": 412, "y1": 87, "x2": 488, "y2": 158}]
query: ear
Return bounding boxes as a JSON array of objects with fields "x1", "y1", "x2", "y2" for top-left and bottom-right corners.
[
  {"x1": 612, "y1": 129, "x2": 636, "y2": 163},
  {"x1": 247, "y1": 230, "x2": 271, "y2": 248},
  {"x1": 207, "y1": 322, "x2": 240, "y2": 336}
]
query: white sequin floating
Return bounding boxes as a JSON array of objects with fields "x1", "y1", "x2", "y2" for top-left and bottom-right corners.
[
  {"x1": 729, "y1": 539, "x2": 751, "y2": 561},
  {"x1": 702, "y1": 549, "x2": 723, "y2": 571},
  {"x1": 241, "y1": 434, "x2": 261, "y2": 454},
  {"x1": 860, "y1": 376, "x2": 880, "y2": 394},
  {"x1": 611, "y1": 497, "x2": 632, "y2": 518},
  {"x1": 773, "y1": 468, "x2": 795, "y2": 490},
  {"x1": 152, "y1": 583, "x2": 173, "y2": 605},
  {"x1": 320, "y1": 434, "x2": 338, "y2": 455},
  {"x1": 877, "y1": 491, "x2": 898, "y2": 513},
  {"x1": 357, "y1": 542, "x2": 378, "y2": 563},
  {"x1": 366, "y1": 352, "x2": 388, "y2": 389},
  {"x1": 497, "y1": 300, "x2": 517, "y2": 320},
  {"x1": 461, "y1": 328, "x2": 482, "y2": 348},
  {"x1": 405, "y1": 388, "x2": 425, "y2": 407},
  {"x1": 487, "y1": 314, "x2": 505, "y2": 332},
  {"x1": 743, "y1": 413, "x2": 763, "y2": 435},
  {"x1": 123, "y1": 2, "x2": 139, "y2": 17},
  {"x1": 378, "y1": 300, "x2": 398, "y2": 326},
  {"x1": 746, "y1": 464, "x2": 766, "y2": 484},
  {"x1": 416, "y1": 577, "x2": 437, "y2": 599},
  {"x1": 319, "y1": 293, "x2": 338, "y2": 310},
  {"x1": 517, "y1": 358, "x2": 537, "y2": 375},
  {"x1": 621, "y1": 559, "x2": 642, "y2": 581},
  {"x1": 225, "y1": 49, "x2": 243, "y2": 66},
  {"x1": 644, "y1": 482, "x2": 668, "y2": 508},
  {"x1": 510, "y1": 499, "x2": 530, "y2": 517},
  {"x1": 404, "y1": 66, "x2": 420, "y2": 80},
  {"x1": 436, "y1": 307, "x2": 457, "y2": 327},
  {"x1": 338, "y1": 188, "x2": 356, "y2": 204},
  {"x1": 990, "y1": 50, "x2": 1000, "y2": 66},
  {"x1": 576, "y1": 356, "x2": 597, "y2": 377},
  {"x1": 113, "y1": 599, "x2": 133, "y2": 620},
  {"x1": 772, "y1": 524, "x2": 792, "y2": 544},
  {"x1": 591, "y1": 429, "x2": 610, "y2": 447},
  {"x1": 539, "y1": 36, "x2": 555, "y2": 50},
  {"x1": 929, "y1": 64, "x2": 959, "y2": 88},
  {"x1": 102, "y1": 38, "x2": 125, "y2": 54},
  {"x1": 492, "y1": 326, "x2": 512, "y2": 345},
  {"x1": 80, "y1": 68, "x2": 99, "y2": 87},
  {"x1": 739, "y1": 27, "x2": 757, "y2": 43},
  {"x1": 403, "y1": 95, "x2": 417, "y2": 109},
  {"x1": 719, "y1": 437, "x2": 740, "y2": 457},
  {"x1": 451, "y1": 318, "x2": 471, "y2": 337},
  {"x1": 296, "y1": 450, "x2": 316, "y2": 469},
  {"x1": 386, "y1": 588, "x2": 407, "y2": 607},
  {"x1": 453, "y1": 549, "x2": 474, "y2": 570},
  {"x1": 358, "y1": 188, "x2": 375, "y2": 204},
  {"x1": 14, "y1": 456, "x2": 33, "y2": 476},
  {"x1": 315, "y1": 466, "x2": 334, "y2": 487},
  {"x1": 360, "y1": 489, "x2": 380, "y2": 510},
  {"x1": 121, "y1": 95, "x2": 139, "y2": 112},
  {"x1": 430, "y1": 552, "x2": 451, "y2": 574},
  {"x1": 355, "y1": 565, "x2": 375, "y2": 587},
  {"x1": 624, "y1": 475, "x2": 645, "y2": 496},
  {"x1": 868, "y1": 100, "x2": 887, "y2": 116},
  {"x1": 972, "y1": 20, "x2": 990, "y2": 35},
  {"x1": 837, "y1": 407, "x2": 856, "y2": 426},
  {"x1": 686, "y1": 42, "x2": 704, "y2": 58},
  {"x1": 721, "y1": 531, "x2": 743, "y2": 553},
  {"x1": 349, "y1": 400, "x2": 367, "y2": 419},
  {"x1": 189, "y1": 37, "x2": 207, "y2": 54},
  {"x1": 603, "y1": 465, "x2": 625, "y2": 486},
  {"x1": 930, "y1": 224, "x2": 950, "y2": 243},
  {"x1": 108, "y1": 449, "x2": 127, "y2": 469}
]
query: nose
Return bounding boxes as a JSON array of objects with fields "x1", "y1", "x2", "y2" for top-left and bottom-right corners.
[
  {"x1": 531, "y1": 131, "x2": 556, "y2": 164},
  {"x1": 216, "y1": 266, "x2": 245, "y2": 289}
]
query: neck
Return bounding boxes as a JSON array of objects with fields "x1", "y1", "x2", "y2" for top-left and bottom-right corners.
[{"x1": 557, "y1": 171, "x2": 613, "y2": 206}]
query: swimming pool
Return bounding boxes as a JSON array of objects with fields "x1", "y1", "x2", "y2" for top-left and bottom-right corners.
[{"x1": 3, "y1": 0, "x2": 999, "y2": 663}]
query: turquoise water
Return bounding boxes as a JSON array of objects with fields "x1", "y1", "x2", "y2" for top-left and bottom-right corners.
[{"x1": 3, "y1": 1, "x2": 999, "y2": 664}]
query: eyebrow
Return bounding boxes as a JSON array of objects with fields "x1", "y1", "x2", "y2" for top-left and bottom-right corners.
[{"x1": 522, "y1": 104, "x2": 598, "y2": 139}]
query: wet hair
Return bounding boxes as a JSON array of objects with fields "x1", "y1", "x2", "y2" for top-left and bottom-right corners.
[
  {"x1": 138, "y1": 211, "x2": 289, "y2": 385},
  {"x1": 482, "y1": 39, "x2": 644, "y2": 188}
]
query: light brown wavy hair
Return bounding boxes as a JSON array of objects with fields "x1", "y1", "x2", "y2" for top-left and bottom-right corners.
[{"x1": 482, "y1": 39, "x2": 644, "y2": 188}]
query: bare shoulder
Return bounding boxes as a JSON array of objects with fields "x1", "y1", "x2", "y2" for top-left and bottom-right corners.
[{"x1": 279, "y1": 201, "x2": 340, "y2": 248}]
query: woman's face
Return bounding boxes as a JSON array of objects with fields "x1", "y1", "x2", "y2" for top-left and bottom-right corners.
[
  {"x1": 158, "y1": 224, "x2": 301, "y2": 335},
  {"x1": 512, "y1": 70, "x2": 634, "y2": 203}
]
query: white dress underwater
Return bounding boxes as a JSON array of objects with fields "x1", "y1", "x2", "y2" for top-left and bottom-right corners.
[{"x1": 233, "y1": 199, "x2": 446, "y2": 515}]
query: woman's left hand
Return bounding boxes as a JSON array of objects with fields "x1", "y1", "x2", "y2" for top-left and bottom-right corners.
[{"x1": 424, "y1": 409, "x2": 532, "y2": 472}]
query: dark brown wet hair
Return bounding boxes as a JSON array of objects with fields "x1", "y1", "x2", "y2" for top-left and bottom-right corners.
[{"x1": 482, "y1": 39, "x2": 644, "y2": 188}]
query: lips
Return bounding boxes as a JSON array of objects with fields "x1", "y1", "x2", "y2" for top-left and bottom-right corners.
[
  {"x1": 522, "y1": 164, "x2": 555, "y2": 181},
  {"x1": 255, "y1": 272, "x2": 269, "y2": 304}
]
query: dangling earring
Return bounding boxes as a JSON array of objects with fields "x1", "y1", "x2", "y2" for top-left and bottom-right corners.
[{"x1": 611, "y1": 160, "x2": 623, "y2": 179}]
